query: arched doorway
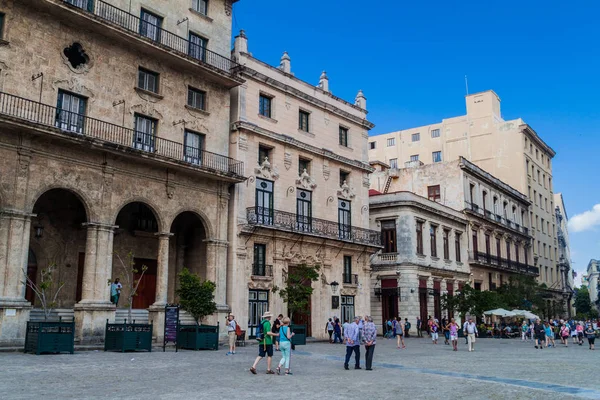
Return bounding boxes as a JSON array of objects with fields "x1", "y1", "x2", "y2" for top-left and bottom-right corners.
[
  {"x1": 168, "y1": 212, "x2": 207, "y2": 302},
  {"x1": 113, "y1": 202, "x2": 159, "y2": 309},
  {"x1": 29, "y1": 188, "x2": 88, "y2": 308}
]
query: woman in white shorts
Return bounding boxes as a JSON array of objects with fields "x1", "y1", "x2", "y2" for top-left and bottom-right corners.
[{"x1": 448, "y1": 318, "x2": 459, "y2": 351}]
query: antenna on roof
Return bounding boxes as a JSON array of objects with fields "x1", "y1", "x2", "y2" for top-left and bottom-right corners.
[{"x1": 465, "y1": 75, "x2": 469, "y2": 95}]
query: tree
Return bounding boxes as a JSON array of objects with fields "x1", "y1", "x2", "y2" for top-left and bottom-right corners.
[
  {"x1": 110, "y1": 252, "x2": 148, "y2": 323},
  {"x1": 573, "y1": 286, "x2": 592, "y2": 316},
  {"x1": 176, "y1": 268, "x2": 217, "y2": 325},
  {"x1": 495, "y1": 275, "x2": 546, "y2": 312},
  {"x1": 22, "y1": 263, "x2": 65, "y2": 320},
  {"x1": 273, "y1": 264, "x2": 320, "y2": 322}
]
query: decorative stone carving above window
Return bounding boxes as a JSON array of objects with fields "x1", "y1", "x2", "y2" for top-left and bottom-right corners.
[
  {"x1": 337, "y1": 180, "x2": 356, "y2": 199},
  {"x1": 296, "y1": 169, "x2": 317, "y2": 190},
  {"x1": 254, "y1": 157, "x2": 279, "y2": 180}
]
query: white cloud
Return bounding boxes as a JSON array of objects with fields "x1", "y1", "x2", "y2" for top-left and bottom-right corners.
[{"x1": 569, "y1": 204, "x2": 600, "y2": 233}]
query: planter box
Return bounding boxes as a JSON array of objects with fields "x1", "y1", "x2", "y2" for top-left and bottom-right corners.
[
  {"x1": 24, "y1": 320, "x2": 75, "y2": 355},
  {"x1": 177, "y1": 324, "x2": 219, "y2": 350},
  {"x1": 291, "y1": 324, "x2": 307, "y2": 346},
  {"x1": 104, "y1": 320, "x2": 153, "y2": 352}
]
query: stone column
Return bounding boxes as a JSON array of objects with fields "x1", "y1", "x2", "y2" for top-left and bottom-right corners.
[
  {"x1": 74, "y1": 223, "x2": 117, "y2": 344},
  {"x1": 426, "y1": 277, "x2": 435, "y2": 320},
  {"x1": 0, "y1": 210, "x2": 34, "y2": 346},
  {"x1": 204, "y1": 239, "x2": 229, "y2": 335},
  {"x1": 149, "y1": 232, "x2": 172, "y2": 343}
]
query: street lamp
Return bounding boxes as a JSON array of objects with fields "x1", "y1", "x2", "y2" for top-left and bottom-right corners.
[
  {"x1": 34, "y1": 223, "x2": 44, "y2": 239},
  {"x1": 330, "y1": 281, "x2": 339, "y2": 295}
]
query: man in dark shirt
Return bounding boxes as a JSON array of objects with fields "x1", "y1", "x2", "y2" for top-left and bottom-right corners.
[{"x1": 534, "y1": 319, "x2": 546, "y2": 349}]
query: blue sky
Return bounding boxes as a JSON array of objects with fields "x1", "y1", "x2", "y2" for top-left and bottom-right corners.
[{"x1": 232, "y1": 0, "x2": 600, "y2": 285}]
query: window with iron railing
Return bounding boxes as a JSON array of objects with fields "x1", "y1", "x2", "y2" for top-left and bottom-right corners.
[
  {"x1": 133, "y1": 113, "x2": 157, "y2": 152},
  {"x1": 253, "y1": 243, "x2": 266, "y2": 276},
  {"x1": 188, "y1": 32, "x2": 207, "y2": 62},
  {"x1": 140, "y1": 9, "x2": 162, "y2": 41},
  {"x1": 184, "y1": 130, "x2": 204, "y2": 165},
  {"x1": 56, "y1": 90, "x2": 86, "y2": 134}
]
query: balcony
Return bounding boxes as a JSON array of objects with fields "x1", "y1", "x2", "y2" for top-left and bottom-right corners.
[
  {"x1": 38, "y1": 0, "x2": 242, "y2": 87},
  {"x1": 343, "y1": 273, "x2": 359, "y2": 286},
  {"x1": 469, "y1": 251, "x2": 539, "y2": 276},
  {"x1": 252, "y1": 264, "x2": 273, "y2": 279},
  {"x1": 464, "y1": 202, "x2": 529, "y2": 236},
  {"x1": 246, "y1": 207, "x2": 382, "y2": 247},
  {"x1": 0, "y1": 91, "x2": 245, "y2": 181}
]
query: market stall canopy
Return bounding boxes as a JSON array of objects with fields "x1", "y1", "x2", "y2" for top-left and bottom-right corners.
[{"x1": 483, "y1": 308, "x2": 516, "y2": 317}]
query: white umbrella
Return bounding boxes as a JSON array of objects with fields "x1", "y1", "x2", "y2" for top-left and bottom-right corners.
[
  {"x1": 511, "y1": 310, "x2": 539, "y2": 320},
  {"x1": 484, "y1": 308, "x2": 515, "y2": 317}
]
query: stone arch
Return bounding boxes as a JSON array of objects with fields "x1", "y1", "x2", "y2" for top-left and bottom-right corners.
[
  {"x1": 29, "y1": 185, "x2": 94, "y2": 222},
  {"x1": 165, "y1": 207, "x2": 214, "y2": 239},
  {"x1": 111, "y1": 197, "x2": 165, "y2": 233},
  {"x1": 29, "y1": 188, "x2": 90, "y2": 308}
]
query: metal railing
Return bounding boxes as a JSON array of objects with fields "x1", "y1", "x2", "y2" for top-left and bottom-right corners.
[
  {"x1": 60, "y1": 0, "x2": 239, "y2": 75},
  {"x1": 465, "y1": 202, "x2": 529, "y2": 235},
  {"x1": 252, "y1": 264, "x2": 273, "y2": 277},
  {"x1": 0, "y1": 91, "x2": 245, "y2": 178},
  {"x1": 343, "y1": 273, "x2": 359, "y2": 285},
  {"x1": 246, "y1": 207, "x2": 381, "y2": 247},
  {"x1": 469, "y1": 251, "x2": 539, "y2": 276}
]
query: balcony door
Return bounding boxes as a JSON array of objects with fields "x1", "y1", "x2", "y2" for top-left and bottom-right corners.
[
  {"x1": 65, "y1": 0, "x2": 93, "y2": 11},
  {"x1": 296, "y1": 189, "x2": 312, "y2": 232},
  {"x1": 253, "y1": 243, "x2": 266, "y2": 276},
  {"x1": 133, "y1": 114, "x2": 156, "y2": 152},
  {"x1": 381, "y1": 220, "x2": 397, "y2": 253},
  {"x1": 248, "y1": 290, "x2": 269, "y2": 338},
  {"x1": 338, "y1": 199, "x2": 351, "y2": 240},
  {"x1": 255, "y1": 178, "x2": 273, "y2": 225},
  {"x1": 56, "y1": 90, "x2": 86, "y2": 134},
  {"x1": 184, "y1": 129, "x2": 204, "y2": 165},
  {"x1": 188, "y1": 33, "x2": 207, "y2": 62},
  {"x1": 140, "y1": 9, "x2": 162, "y2": 41}
]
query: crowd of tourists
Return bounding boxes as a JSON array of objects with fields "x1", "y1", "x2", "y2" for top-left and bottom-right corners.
[
  {"x1": 524, "y1": 318, "x2": 597, "y2": 350},
  {"x1": 245, "y1": 312, "x2": 599, "y2": 376}
]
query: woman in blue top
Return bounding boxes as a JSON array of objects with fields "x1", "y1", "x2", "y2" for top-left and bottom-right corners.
[{"x1": 276, "y1": 317, "x2": 295, "y2": 375}]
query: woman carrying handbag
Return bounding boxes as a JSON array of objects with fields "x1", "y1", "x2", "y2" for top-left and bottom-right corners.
[{"x1": 276, "y1": 317, "x2": 295, "y2": 375}]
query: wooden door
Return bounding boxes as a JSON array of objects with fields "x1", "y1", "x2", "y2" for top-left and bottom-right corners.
[
  {"x1": 132, "y1": 258, "x2": 157, "y2": 309},
  {"x1": 381, "y1": 278, "x2": 398, "y2": 327},
  {"x1": 289, "y1": 266, "x2": 312, "y2": 336}
]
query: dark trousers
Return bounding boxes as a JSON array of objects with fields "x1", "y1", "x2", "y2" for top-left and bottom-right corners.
[
  {"x1": 333, "y1": 331, "x2": 342, "y2": 343},
  {"x1": 328, "y1": 330, "x2": 333, "y2": 342},
  {"x1": 417, "y1": 328, "x2": 422, "y2": 337},
  {"x1": 344, "y1": 345, "x2": 360, "y2": 368},
  {"x1": 365, "y1": 344, "x2": 375, "y2": 370},
  {"x1": 405, "y1": 328, "x2": 410, "y2": 338}
]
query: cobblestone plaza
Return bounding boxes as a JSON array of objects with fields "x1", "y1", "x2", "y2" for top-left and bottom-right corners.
[{"x1": 1, "y1": 337, "x2": 598, "y2": 399}]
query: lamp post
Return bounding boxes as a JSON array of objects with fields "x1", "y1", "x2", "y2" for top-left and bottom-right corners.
[{"x1": 330, "y1": 281, "x2": 339, "y2": 295}]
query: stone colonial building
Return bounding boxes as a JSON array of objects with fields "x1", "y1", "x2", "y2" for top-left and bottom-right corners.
[
  {"x1": 372, "y1": 157, "x2": 536, "y2": 292},
  {"x1": 583, "y1": 260, "x2": 599, "y2": 311},
  {"x1": 554, "y1": 193, "x2": 575, "y2": 317},
  {"x1": 228, "y1": 31, "x2": 380, "y2": 339},
  {"x1": 369, "y1": 191, "x2": 469, "y2": 334},
  {"x1": 368, "y1": 90, "x2": 567, "y2": 307},
  {"x1": 0, "y1": 0, "x2": 244, "y2": 346}
]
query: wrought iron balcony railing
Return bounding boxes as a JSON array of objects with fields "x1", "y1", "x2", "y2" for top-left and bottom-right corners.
[
  {"x1": 469, "y1": 251, "x2": 539, "y2": 276},
  {"x1": 59, "y1": 0, "x2": 240, "y2": 75},
  {"x1": 343, "y1": 273, "x2": 359, "y2": 285},
  {"x1": 246, "y1": 207, "x2": 382, "y2": 247},
  {"x1": 464, "y1": 202, "x2": 529, "y2": 235},
  {"x1": 252, "y1": 264, "x2": 273, "y2": 278},
  {"x1": 0, "y1": 91, "x2": 245, "y2": 178}
]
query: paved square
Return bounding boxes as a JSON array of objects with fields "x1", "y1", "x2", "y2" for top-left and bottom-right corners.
[{"x1": 1, "y1": 337, "x2": 598, "y2": 399}]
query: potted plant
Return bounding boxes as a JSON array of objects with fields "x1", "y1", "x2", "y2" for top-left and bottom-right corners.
[
  {"x1": 273, "y1": 263, "x2": 320, "y2": 345},
  {"x1": 176, "y1": 268, "x2": 219, "y2": 350},
  {"x1": 22, "y1": 264, "x2": 74, "y2": 355},
  {"x1": 104, "y1": 252, "x2": 153, "y2": 352}
]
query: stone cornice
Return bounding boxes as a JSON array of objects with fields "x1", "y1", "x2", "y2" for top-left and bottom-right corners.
[
  {"x1": 238, "y1": 59, "x2": 374, "y2": 130},
  {"x1": 459, "y1": 157, "x2": 530, "y2": 205},
  {"x1": 520, "y1": 124, "x2": 556, "y2": 158},
  {"x1": 233, "y1": 120, "x2": 374, "y2": 173},
  {"x1": 370, "y1": 192, "x2": 467, "y2": 226}
]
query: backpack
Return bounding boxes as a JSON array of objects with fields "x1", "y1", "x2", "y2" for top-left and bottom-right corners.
[
  {"x1": 255, "y1": 320, "x2": 266, "y2": 342},
  {"x1": 234, "y1": 320, "x2": 242, "y2": 337},
  {"x1": 405, "y1": 322, "x2": 411, "y2": 330}
]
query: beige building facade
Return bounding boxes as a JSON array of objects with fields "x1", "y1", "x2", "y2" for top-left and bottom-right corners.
[
  {"x1": 369, "y1": 90, "x2": 566, "y2": 309},
  {"x1": 369, "y1": 191, "x2": 469, "y2": 334},
  {"x1": 554, "y1": 193, "x2": 575, "y2": 316},
  {"x1": 0, "y1": 0, "x2": 244, "y2": 346},
  {"x1": 228, "y1": 31, "x2": 380, "y2": 339},
  {"x1": 371, "y1": 158, "x2": 535, "y2": 295}
]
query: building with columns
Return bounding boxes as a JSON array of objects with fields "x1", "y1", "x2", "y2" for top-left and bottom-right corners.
[
  {"x1": 228, "y1": 31, "x2": 380, "y2": 339},
  {"x1": 368, "y1": 90, "x2": 565, "y2": 308},
  {"x1": 0, "y1": 0, "x2": 244, "y2": 346},
  {"x1": 369, "y1": 191, "x2": 469, "y2": 334}
]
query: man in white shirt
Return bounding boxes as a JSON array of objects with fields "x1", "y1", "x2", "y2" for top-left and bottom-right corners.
[
  {"x1": 342, "y1": 320, "x2": 350, "y2": 339},
  {"x1": 463, "y1": 317, "x2": 478, "y2": 352}
]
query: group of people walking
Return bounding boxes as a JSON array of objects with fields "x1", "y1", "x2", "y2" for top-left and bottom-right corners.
[{"x1": 527, "y1": 319, "x2": 596, "y2": 350}]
